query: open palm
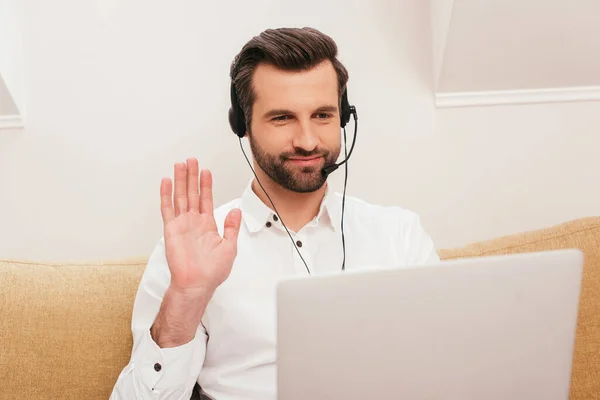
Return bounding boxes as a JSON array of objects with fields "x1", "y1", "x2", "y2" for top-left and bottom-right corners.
[{"x1": 160, "y1": 159, "x2": 242, "y2": 293}]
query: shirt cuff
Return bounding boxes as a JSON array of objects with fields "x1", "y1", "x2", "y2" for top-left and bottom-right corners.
[{"x1": 131, "y1": 328, "x2": 206, "y2": 391}]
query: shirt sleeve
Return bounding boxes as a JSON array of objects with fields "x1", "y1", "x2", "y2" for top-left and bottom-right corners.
[
  {"x1": 398, "y1": 211, "x2": 441, "y2": 266},
  {"x1": 110, "y1": 238, "x2": 207, "y2": 400}
]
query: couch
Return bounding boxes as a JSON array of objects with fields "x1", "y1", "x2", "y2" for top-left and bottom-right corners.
[{"x1": 1, "y1": 217, "x2": 598, "y2": 399}]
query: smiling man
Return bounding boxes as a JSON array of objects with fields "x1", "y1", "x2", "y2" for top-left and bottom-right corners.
[{"x1": 111, "y1": 27, "x2": 439, "y2": 400}]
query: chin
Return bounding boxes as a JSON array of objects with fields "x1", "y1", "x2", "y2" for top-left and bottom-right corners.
[
  {"x1": 289, "y1": 184, "x2": 325, "y2": 194},
  {"x1": 289, "y1": 175, "x2": 327, "y2": 193}
]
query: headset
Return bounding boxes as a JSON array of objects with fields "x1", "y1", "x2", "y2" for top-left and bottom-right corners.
[{"x1": 228, "y1": 77, "x2": 358, "y2": 274}]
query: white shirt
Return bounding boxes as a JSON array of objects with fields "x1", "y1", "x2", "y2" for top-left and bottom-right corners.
[{"x1": 110, "y1": 181, "x2": 439, "y2": 400}]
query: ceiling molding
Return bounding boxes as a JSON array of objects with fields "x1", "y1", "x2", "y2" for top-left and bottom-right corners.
[
  {"x1": 0, "y1": 115, "x2": 24, "y2": 130},
  {"x1": 435, "y1": 86, "x2": 600, "y2": 108}
]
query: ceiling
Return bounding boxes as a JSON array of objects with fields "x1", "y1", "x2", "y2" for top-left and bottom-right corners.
[{"x1": 433, "y1": 0, "x2": 600, "y2": 93}]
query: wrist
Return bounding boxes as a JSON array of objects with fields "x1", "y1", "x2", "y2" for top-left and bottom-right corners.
[
  {"x1": 151, "y1": 285, "x2": 214, "y2": 348},
  {"x1": 167, "y1": 283, "x2": 217, "y2": 301}
]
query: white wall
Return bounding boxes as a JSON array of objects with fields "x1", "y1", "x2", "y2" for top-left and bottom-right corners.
[
  {"x1": 0, "y1": 0, "x2": 598, "y2": 261},
  {"x1": 375, "y1": 100, "x2": 600, "y2": 249}
]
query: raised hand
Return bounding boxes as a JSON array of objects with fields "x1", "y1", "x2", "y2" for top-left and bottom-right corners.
[{"x1": 160, "y1": 158, "x2": 242, "y2": 295}]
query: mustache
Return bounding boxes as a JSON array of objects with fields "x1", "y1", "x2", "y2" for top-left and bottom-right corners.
[{"x1": 280, "y1": 148, "x2": 328, "y2": 159}]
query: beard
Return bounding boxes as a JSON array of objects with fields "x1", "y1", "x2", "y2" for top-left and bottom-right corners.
[{"x1": 249, "y1": 136, "x2": 341, "y2": 193}]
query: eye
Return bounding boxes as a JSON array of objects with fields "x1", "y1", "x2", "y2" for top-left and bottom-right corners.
[
  {"x1": 315, "y1": 112, "x2": 333, "y2": 120},
  {"x1": 272, "y1": 115, "x2": 291, "y2": 122}
]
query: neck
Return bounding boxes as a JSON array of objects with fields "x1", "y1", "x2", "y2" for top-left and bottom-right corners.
[{"x1": 251, "y1": 171, "x2": 327, "y2": 233}]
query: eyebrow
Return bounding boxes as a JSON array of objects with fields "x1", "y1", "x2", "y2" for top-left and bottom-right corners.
[{"x1": 262, "y1": 105, "x2": 339, "y2": 120}]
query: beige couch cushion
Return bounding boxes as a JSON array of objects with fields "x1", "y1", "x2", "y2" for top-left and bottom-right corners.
[
  {"x1": 0, "y1": 259, "x2": 146, "y2": 400},
  {"x1": 440, "y1": 217, "x2": 600, "y2": 400}
]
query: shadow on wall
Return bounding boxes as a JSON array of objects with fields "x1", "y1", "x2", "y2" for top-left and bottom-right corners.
[{"x1": 0, "y1": 75, "x2": 19, "y2": 115}]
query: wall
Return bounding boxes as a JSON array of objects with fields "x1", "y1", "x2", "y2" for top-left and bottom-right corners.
[
  {"x1": 375, "y1": 100, "x2": 600, "y2": 248},
  {"x1": 0, "y1": 0, "x2": 435, "y2": 261},
  {"x1": 0, "y1": 0, "x2": 598, "y2": 261}
]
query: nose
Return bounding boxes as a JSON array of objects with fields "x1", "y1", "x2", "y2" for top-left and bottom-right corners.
[{"x1": 292, "y1": 119, "x2": 319, "y2": 152}]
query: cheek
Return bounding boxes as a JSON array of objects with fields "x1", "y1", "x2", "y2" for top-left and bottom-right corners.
[
  {"x1": 319, "y1": 124, "x2": 341, "y2": 147},
  {"x1": 251, "y1": 122, "x2": 293, "y2": 153}
]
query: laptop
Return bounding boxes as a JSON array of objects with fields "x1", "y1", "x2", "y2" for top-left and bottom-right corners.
[{"x1": 276, "y1": 249, "x2": 584, "y2": 400}]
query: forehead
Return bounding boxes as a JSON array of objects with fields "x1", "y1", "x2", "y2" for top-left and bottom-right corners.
[{"x1": 251, "y1": 60, "x2": 339, "y2": 110}]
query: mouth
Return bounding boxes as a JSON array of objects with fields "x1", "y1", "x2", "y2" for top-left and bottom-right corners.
[{"x1": 286, "y1": 156, "x2": 323, "y2": 167}]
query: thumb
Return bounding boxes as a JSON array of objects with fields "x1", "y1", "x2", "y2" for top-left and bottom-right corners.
[{"x1": 223, "y1": 208, "x2": 242, "y2": 245}]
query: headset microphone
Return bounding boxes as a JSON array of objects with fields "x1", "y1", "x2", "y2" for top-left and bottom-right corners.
[{"x1": 321, "y1": 105, "x2": 358, "y2": 178}]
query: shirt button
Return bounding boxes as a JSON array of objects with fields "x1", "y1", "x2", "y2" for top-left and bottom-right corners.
[
  {"x1": 154, "y1": 363, "x2": 162, "y2": 372},
  {"x1": 273, "y1": 214, "x2": 279, "y2": 222},
  {"x1": 296, "y1": 240, "x2": 303, "y2": 247},
  {"x1": 266, "y1": 221, "x2": 272, "y2": 228}
]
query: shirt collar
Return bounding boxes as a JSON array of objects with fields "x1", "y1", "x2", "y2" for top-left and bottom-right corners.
[{"x1": 239, "y1": 179, "x2": 342, "y2": 233}]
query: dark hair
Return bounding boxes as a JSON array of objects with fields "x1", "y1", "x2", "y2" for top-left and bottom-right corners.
[{"x1": 230, "y1": 27, "x2": 349, "y2": 132}]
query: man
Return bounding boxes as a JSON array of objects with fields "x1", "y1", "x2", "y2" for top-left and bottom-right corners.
[{"x1": 110, "y1": 27, "x2": 439, "y2": 400}]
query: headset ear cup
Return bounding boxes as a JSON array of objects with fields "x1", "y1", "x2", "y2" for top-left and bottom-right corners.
[
  {"x1": 340, "y1": 89, "x2": 351, "y2": 128},
  {"x1": 229, "y1": 107, "x2": 242, "y2": 137},
  {"x1": 236, "y1": 112, "x2": 246, "y2": 138},
  {"x1": 230, "y1": 83, "x2": 247, "y2": 138}
]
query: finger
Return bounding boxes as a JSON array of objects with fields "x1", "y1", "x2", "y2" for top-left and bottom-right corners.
[
  {"x1": 199, "y1": 169, "x2": 214, "y2": 215},
  {"x1": 173, "y1": 162, "x2": 187, "y2": 216},
  {"x1": 223, "y1": 208, "x2": 242, "y2": 246},
  {"x1": 160, "y1": 178, "x2": 175, "y2": 224},
  {"x1": 186, "y1": 158, "x2": 200, "y2": 212}
]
